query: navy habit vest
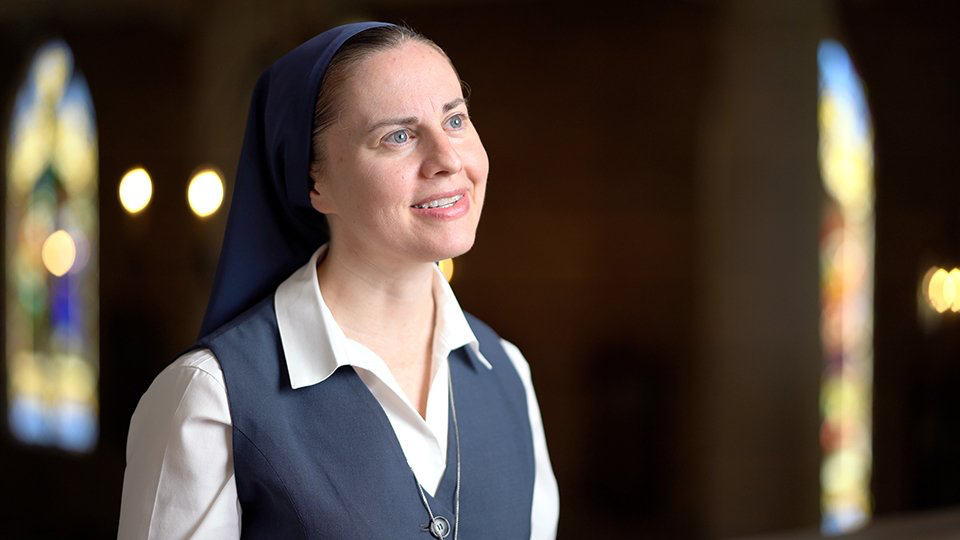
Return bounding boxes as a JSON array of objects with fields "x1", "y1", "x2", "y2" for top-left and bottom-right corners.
[{"x1": 198, "y1": 296, "x2": 535, "y2": 539}]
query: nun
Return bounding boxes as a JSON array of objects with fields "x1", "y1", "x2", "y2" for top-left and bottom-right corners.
[{"x1": 118, "y1": 22, "x2": 559, "y2": 539}]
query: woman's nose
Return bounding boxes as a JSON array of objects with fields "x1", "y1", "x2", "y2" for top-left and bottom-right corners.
[{"x1": 420, "y1": 132, "x2": 463, "y2": 178}]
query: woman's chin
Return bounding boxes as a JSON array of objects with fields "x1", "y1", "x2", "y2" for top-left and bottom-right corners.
[{"x1": 416, "y1": 233, "x2": 476, "y2": 264}]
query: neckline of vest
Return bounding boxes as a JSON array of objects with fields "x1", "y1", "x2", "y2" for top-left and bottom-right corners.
[{"x1": 343, "y1": 347, "x2": 469, "y2": 518}]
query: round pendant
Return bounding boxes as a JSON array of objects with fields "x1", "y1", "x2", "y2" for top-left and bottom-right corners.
[{"x1": 428, "y1": 516, "x2": 451, "y2": 539}]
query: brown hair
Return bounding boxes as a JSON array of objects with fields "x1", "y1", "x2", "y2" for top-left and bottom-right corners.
[{"x1": 309, "y1": 25, "x2": 455, "y2": 179}]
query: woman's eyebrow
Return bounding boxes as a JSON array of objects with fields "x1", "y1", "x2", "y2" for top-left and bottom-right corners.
[
  {"x1": 366, "y1": 98, "x2": 468, "y2": 134},
  {"x1": 442, "y1": 97, "x2": 466, "y2": 112},
  {"x1": 366, "y1": 116, "x2": 418, "y2": 134}
]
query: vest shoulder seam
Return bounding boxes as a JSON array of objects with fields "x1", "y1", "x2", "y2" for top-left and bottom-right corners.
[
  {"x1": 201, "y1": 295, "x2": 276, "y2": 344},
  {"x1": 180, "y1": 363, "x2": 226, "y2": 391}
]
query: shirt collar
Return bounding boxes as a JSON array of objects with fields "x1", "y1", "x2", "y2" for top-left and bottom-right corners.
[{"x1": 275, "y1": 245, "x2": 491, "y2": 390}]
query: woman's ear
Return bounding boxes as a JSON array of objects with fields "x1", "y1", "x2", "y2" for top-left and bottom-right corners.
[{"x1": 308, "y1": 166, "x2": 335, "y2": 214}]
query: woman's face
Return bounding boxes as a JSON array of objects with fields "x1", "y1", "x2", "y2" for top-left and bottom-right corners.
[{"x1": 311, "y1": 40, "x2": 488, "y2": 267}]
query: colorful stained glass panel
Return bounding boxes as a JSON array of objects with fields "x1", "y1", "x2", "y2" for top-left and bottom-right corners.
[{"x1": 5, "y1": 40, "x2": 99, "y2": 452}]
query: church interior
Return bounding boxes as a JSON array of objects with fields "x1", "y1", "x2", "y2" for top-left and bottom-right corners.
[{"x1": 2, "y1": 0, "x2": 960, "y2": 538}]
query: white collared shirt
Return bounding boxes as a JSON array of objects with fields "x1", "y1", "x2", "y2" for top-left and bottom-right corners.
[{"x1": 118, "y1": 247, "x2": 560, "y2": 539}]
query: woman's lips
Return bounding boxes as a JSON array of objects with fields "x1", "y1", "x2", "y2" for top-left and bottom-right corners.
[
  {"x1": 412, "y1": 193, "x2": 462, "y2": 209},
  {"x1": 411, "y1": 189, "x2": 465, "y2": 208},
  {"x1": 410, "y1": 191, "x2": 469, "y2": 219}
]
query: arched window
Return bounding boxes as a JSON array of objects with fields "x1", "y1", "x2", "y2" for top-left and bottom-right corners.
[
  {"x1": 5, "y1": 40, "x2": 99, "y2": 452},
  {"x1": 817, "y1": 39, "x2": 875, "y2": 534}
]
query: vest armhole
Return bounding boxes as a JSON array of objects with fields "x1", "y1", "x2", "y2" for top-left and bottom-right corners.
[{"x1": 233, "y1": 426, "x2": 310, "y2": 539}]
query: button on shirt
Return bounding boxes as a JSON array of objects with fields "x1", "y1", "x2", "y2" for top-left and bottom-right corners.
[{"x1": 118, "y1": 247, "x2": 560, "y2": 539}]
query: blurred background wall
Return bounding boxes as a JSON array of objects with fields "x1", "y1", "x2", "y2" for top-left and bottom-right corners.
[{"x1": 1, "y1": 0, "x2": 959, "y2": 538}]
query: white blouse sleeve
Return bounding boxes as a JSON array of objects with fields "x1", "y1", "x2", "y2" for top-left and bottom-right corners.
[
  {"x1": 117, "y1": 349, "x2": 241, "y2": 539},
  {"x1": 500, "y1": 338, "x2": 561, "y2": 540}
]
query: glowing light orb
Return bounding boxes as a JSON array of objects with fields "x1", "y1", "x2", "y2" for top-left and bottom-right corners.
[
  {"x1": 41, "y1": 230, "x2": 77, "y2": 277},
  {"x1": 187, "y1": 169, "x2": 224, "y2": 218},
  {"x1": 119, "y1": 167, "x2": 153, "y2": 214},
  {"x1": 949, "y1": 269, "x2": 960, "y2": 312},
  {"x1": 924, "y1": 266, "x2": 960, "y2": 314}
]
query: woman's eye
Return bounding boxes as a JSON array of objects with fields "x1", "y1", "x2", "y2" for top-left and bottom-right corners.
[
  {"x1": 447, "y1": 114, "x2": 465, "y2": 130},
  {"x1": 385, "y1": 129, "x2": 410, "y2": 145}
]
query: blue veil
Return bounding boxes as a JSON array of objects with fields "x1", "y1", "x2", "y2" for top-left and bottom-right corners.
[{"x1": 199, "y1": 21, "x2": 393, "y2": 337}]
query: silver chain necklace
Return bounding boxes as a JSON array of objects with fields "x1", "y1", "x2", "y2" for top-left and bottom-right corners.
[{"x1": 414, "y1": 369, "x2": 460, "y2": 539}]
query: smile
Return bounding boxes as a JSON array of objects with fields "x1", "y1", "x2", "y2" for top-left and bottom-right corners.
[{"x1": 412, "y1": 194, "x2": 463, "y2": 209}]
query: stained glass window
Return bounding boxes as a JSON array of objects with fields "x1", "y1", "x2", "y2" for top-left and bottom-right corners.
[
  {"x1": 5, "y1": 40, "x2": 99, "y2": 452},
  {"x1": 817, "y1": 39, "x2": 875, "y2": 534}
]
